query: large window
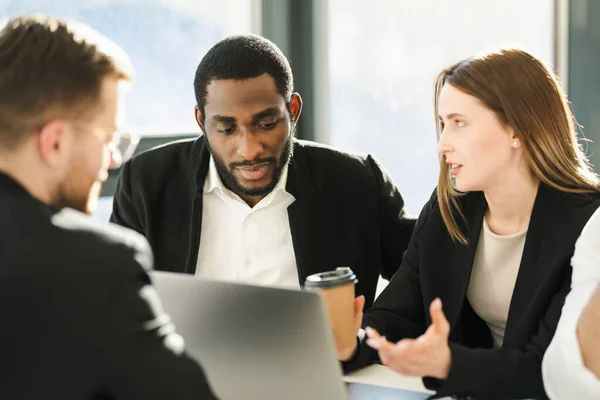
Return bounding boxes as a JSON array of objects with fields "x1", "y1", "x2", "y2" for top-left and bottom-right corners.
[
  {"x1": 328, "y1": 0, "x2": 555, "y2": 213},
  {"x1": 569, "y1": 0, "x2": 600, "y2": 172},
  {"x1": 1, "y1": 1, "x2": 258, "y2": 220},
  {"x1": 2, "y1": 0, "x2": 258, "y2": 136}
]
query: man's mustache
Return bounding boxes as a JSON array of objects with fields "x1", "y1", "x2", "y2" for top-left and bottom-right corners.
[{"x1": 230, "y1": 157, "x2": 276, "y2": 168}]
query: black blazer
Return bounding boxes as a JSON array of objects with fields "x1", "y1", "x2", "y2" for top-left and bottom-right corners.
[
  {"x1": 344, "y1": 184, "x2": 600, "y2": 399},
  {"x1": 0, "y1": 173, "x2": 217, "y2": 400},
  {"x1": 111, "y1": 136, "x2": 416, "y2": 308}
]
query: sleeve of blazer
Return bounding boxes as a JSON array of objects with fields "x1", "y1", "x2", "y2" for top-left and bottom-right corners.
[
  {"x1": 366, "y1": 154, "x2": 417, "y2": 280},
  {"x1": 110, "y1": 160, "x2": 144, "y2": 235},
  {"x1": 98, "y1": 245, "x2": 218, "y2": 400},
  {"x1": 424, "y1": 273, "x2": 572, "y2": 400},
  {"x1": 342, "y1": 198, "x2": 431, "y2": 372}
]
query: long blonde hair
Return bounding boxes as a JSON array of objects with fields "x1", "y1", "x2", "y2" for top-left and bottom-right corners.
[{"x1": 434, "y1": 48, "x2": 600, "y2": 244}]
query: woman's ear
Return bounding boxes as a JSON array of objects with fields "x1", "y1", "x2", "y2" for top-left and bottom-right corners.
[{"x1": 508, "y1": 128, "x2": 520, "y2": 148}]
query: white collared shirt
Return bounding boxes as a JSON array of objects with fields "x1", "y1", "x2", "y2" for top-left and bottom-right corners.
[
  {"x1": 542, "y1": 207, "x2": 600, "y2": 399},
  {"x1": 195, "y1": 157, "x2": 299, "y2": 289}
]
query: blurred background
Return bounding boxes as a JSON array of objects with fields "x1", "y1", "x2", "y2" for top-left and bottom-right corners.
[{"x1": 2, "y1": 0, "x2": 598, "y2": 220}]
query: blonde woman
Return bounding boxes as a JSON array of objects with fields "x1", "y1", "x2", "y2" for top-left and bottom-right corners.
[{"x1": 339, "y1": 49, "x2": 600, "y2": 400}]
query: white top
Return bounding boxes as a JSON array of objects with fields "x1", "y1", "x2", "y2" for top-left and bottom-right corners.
[
  {"x1": 195, "y1": 157, "x2": 299, "y2": 289},
  {"x1": 542, "y1": 207, "x2": 600, "y2": 399},
  {"x1": 467, "y1": 218, "x2": 527, "y2": 348}
]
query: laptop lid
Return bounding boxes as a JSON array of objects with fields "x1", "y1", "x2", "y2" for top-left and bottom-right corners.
[{"x1": 150, "y1": 271, "x2": 348, "y2": 400}]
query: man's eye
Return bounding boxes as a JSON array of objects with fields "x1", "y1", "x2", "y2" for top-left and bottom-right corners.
[
  {"x1": 218, "y1": 127, "x2": 236, "y2": 135},
  {"x1": 259, "y1": 120, "x2": 278, "y2": 130}
]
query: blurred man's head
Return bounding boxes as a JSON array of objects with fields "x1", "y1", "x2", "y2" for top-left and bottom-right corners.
[
  {"x1": 0, "y1": 15, "x2": 135, "y2": 214},
  {"x1": 193, "y1": 35, "x2": 302, "y2": 207}
]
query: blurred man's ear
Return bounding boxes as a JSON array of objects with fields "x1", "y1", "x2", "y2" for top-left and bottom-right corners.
[
  {"x1": 289, "y1": 93, "x2": 303, "y2": 125},
  {"x1": 37, "y1": 120, "x2": 71, "y2": 168},
  {"x1": 194, "y1": 106, "x2": 206, "y2": 134}
]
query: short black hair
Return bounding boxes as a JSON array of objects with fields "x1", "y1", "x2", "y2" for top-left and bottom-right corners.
[{"x1": 193, "y1": 34, "x2": 294, "y2": 118}]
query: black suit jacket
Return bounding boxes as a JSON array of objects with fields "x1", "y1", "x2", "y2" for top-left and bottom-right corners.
[
  {"x1": 110, "y1": 136, "x2": 416, "y2": 308},
  {"x1": 0, "y1": 173, "x2": 217, "y2": 400},
  {"x1": 344, "y1": 184, "x2": 600, "y2": 399}
]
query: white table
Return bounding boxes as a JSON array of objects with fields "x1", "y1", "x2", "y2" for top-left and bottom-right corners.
[
  {"x1": 344, "y1": 364, "x2": 433, "y2": 393},
  {"x1": 343, "y1": 364, "x2": 436, "y2": 399}
]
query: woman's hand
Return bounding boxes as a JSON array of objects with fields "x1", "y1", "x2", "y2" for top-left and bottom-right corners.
[{"x1": 365, "y1": 298, "x2": 452, "y2": 380}]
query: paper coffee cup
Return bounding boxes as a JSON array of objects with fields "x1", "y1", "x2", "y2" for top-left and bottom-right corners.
[{"x1": 304, "y1": 267, "x2": 358, "y2": 351}]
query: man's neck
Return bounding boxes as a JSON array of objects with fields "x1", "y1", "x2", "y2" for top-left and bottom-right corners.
[
  {"x1": 236, "y1": 193, "x2": 264, "y2": 208},
  {"x1": 0, "y1": 152, "x2": 54, "y2": 205}
]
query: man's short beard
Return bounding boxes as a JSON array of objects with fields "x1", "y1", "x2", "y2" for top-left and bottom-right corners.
[
  {"x1": 207, "y1": 135, "x2": 294, "y2": 199},
  {"x1": 51, "y1": 183, "x2": 94, "y2": 214},
  {"x1": 50, "y1": 169, "x2": 99, "y2": 215}
]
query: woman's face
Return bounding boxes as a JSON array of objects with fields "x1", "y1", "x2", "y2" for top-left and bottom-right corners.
[{"x1": 437, "y1": 83, "x2": 520, "y2": 193}]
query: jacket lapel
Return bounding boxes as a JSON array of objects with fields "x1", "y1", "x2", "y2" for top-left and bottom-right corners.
[
  {"x1": 445, "y1": 192, "x2": 487, "y2": 331},
  {"x1": 502, "y1": 184, "x2": 563, "y2": 346},
  {"x1": 286, "y1": 142, "x2": 322, "y2": 285},
  {"x1": 184, "y1": 136, "x2": 210, "y2": 274}
]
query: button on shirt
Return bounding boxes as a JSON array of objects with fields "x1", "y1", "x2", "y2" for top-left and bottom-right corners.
[{"x1": 195, "y1": 157, "x2": 299, "y2": 289}]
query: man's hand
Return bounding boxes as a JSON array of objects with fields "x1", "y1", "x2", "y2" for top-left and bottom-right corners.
[
  {"x1": 577, "y1": 283, "x2": 600, "y2": 378},
  {"x1": 365, "y1": 298, "x2": 451, "y2": 380},
  {"x1": 337, "y1": 295, "x2": 365, "y2": 361}
]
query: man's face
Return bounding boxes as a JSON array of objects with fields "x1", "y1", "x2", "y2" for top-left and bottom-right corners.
[
  {"x1": 197, "y1": 73, "x2": 301, "y2": 204},
  {"x1": 54, "y1": 76, "x2": 123, "y2": 214}
]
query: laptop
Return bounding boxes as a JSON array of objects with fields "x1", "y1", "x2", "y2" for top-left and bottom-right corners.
[{"x1": 149, "y1": 271, "x2": 348, "y2": 400}]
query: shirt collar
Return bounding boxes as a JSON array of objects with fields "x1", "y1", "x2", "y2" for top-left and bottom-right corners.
[{"x1": 204, "y1": 156, "x2": 222, "y2": 195}]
